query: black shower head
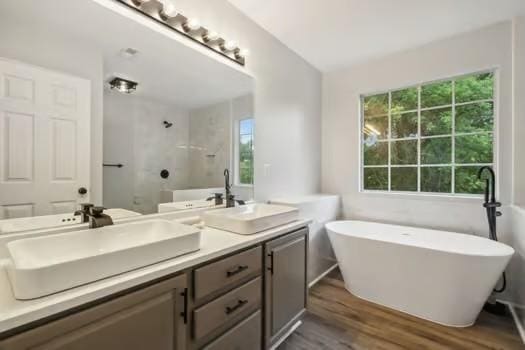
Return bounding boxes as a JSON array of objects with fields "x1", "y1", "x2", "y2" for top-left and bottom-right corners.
[{"x1": 163, "y1": 121, "x2": 173, "y2": 128}]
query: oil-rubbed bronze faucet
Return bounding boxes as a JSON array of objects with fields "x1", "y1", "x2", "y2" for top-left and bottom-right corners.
[
  {"x1": 74, "y1": 204, "x2": 113, "y2": 228},
  {"x1": 223, "y1": 169, "x2": 246, "y2": 208},
  {"x1": 206, "y1": 193, "x2": 224, "y2": 205},
  {"x1": 74, "y1": 203, "x2": 94, "y2": 223},
  {"x1": 85, "y1": 207, "x2": 114, "y2": 229}
]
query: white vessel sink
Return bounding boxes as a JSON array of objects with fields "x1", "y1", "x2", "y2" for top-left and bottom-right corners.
[
  {"x1": 6, "y1": 220, "x2": 201, "y2": 299},
  {"x1": 202, "y1": 203, "x2": 299, "y2": 235}
]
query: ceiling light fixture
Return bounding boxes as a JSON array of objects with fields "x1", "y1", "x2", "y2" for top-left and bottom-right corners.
[
  {"x1": 109, "y1": 77, "x2": 138, "y2": 94},
  {"x1": 119, "y1": 47, "x2": 140, "y2": 59},
  {"x1": 118, "y1": 0, "x2": 247, "y2": 66}
]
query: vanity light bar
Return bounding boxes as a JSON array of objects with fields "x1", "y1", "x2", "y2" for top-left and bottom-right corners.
[{"x1": 117, "y1": 0, "x2": 247, "y2": 66}]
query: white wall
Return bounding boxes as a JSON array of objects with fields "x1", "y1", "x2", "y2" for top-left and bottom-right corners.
[
  {"x1": 510, "y1": 206, "x2": 525, "y2": 322},
  {"x1": 103, "y1": 92, "x2": 191, "y2": 214},
  {"x1": 162, "y1": 0, "x2": 322, "y2": 201},
  {"x1": 0, "y1": 17, "x2": 104, "y2": 206},
  {"x1": 515, "y1": 17, "x2": 525, "y2": 206},
  {"x1": 510, "y1": 16, "x2": 525, "y2": 318},
  {"x1": 322, "y1": 22, "x2": 516, "y2": 301}
]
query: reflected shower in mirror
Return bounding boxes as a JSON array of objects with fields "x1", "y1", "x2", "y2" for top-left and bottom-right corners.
[{"x1": 0, "y1": 0, "x2": 254, "y2": 233}]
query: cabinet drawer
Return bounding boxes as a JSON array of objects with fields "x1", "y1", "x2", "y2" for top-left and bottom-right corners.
[
  {"x1": 193, "y1": 277, "x2": 261, "y2": 340},
  {"x1": 203, "y1": 311, "x2": 261, "y2": 350},
  {"x1": 194, "y1": 246, "x2": 262, "y2": 301}
]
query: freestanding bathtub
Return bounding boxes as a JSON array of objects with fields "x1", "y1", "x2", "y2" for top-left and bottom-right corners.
[{"x1": 326, "y1": 220, "x2": 515, "y2": 327}]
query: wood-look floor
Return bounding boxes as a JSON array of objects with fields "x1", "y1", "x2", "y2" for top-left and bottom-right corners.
[{"x1": 278, "y1": 269, "x2": 524, "y2": 350}]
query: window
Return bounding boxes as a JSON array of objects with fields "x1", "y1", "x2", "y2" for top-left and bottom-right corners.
[
  {"x1": 237, "y1": 118, "x2": 254, "y2": 185},
  {"x1": 361, "y1": 71, "x2": 495, "y2": 195}
]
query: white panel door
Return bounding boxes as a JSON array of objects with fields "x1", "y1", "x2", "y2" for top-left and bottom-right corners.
[{"x1": 0, "y1": 58, "x2": 91, "y2": 219}]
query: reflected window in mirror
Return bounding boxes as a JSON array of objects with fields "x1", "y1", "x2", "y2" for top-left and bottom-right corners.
[{"x1": 237, "y1": 119, "x2": 254, "y2": 186}]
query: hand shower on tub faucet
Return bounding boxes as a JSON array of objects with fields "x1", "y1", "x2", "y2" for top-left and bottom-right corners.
[{"x1": 478, "y1": 166, "x2": 502, "y2": 242}]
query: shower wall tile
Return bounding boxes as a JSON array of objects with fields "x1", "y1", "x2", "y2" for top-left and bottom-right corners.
[
  {"x1": 188, "y1": 101, "x2": 232, "y2": 189},
  {"x1": 103, "y1": 92, "x2": 190, "y2": 214}
]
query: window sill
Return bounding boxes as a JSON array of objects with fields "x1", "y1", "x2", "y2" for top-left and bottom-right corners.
[
  {"x1": 234, "y1": 184, "x2": 254, "y2": 188},
  {"x1": 359, "y1": 190, "x2": 486, "y2": 204}
]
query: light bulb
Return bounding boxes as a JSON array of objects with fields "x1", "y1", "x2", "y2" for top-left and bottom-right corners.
[
  {"x1": 131, "y1": 0, "x2": 147, "y2": 6},
  {"x1": 239, "y1": 48, "x2": 250, "y2": 57},
  {"x1": 203, "y1": 30, "x2": 220, "y2": 42},
  {"x1": 223, "y1": 40, "x2": 238, "y2": 52},
  {"x1": 159, "y1": 0, "x2": 177, "y2": 17},
  {"x1": 185, "y1": 18, "x2": 201, "y2": 31}
]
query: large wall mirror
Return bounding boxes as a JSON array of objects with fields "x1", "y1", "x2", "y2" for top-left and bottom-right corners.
[{"x1": 0, "y1": 0, "x2": 255, "y2": 233}]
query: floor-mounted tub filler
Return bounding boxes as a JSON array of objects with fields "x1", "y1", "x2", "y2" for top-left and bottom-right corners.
[{"x1": 326, "y1": 220, "x2": 514, "y2": 327}]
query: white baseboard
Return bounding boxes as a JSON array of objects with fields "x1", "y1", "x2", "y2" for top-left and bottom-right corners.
[
  {"x1": 270, "y1": 320, "x2": 302, "y2": 350},
  {"x1": 308, "y1": 263, "x2": 338, "y2": 288},
  {"x1": 499, "y1": 301, "x2": 525, "y2": 344}
]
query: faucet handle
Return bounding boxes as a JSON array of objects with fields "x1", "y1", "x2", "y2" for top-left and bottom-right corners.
[
  {"x1": 483, "y1": 202, "x2": 502, "y2": 208},
  {"x1": 89, "y1": 206, "x2": 106, "y2": 217},
  {"x1": 79, "y1": 203, "x2": 94, "y2": 209},
  {"x1": 207, "y1": 193, "x2": 224, "y2": 205}
]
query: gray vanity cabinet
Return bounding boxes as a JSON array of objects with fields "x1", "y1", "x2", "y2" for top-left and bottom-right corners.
[
  {"x1": 0, "y1": 226, "x2": 309, "y2": 350},
  {"x1": 264, "y1": 229, "x2": 308, "y2": 347},
  {"x1": 0, "y1": 275, "x2": 188, "y2": 350}
]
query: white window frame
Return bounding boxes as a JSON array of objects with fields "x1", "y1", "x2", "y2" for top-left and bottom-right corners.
[{"x1": 359, "y1": 69, "x2": 498, "y2": 198}]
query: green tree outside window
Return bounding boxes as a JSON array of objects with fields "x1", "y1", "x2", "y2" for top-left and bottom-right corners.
[{"x1": 362, "y1": 72, "x2": 494, "y2": 195}]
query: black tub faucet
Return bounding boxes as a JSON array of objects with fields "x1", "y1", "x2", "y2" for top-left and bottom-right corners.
[
  {"x1": 478, "y1": 167, "x2": 502, "y2": 220},
  {"x1": 478, "y1": 166, "x2": 506, "y2": 298}
]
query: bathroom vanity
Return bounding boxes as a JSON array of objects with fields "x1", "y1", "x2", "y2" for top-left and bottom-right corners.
[{"x1": 0, "y1": 222, "x2": 308, "y2": 350}]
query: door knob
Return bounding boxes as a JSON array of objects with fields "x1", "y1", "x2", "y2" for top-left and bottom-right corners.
[{"x1": 78, "y1": 187, "x2": 88, "y2": 195}]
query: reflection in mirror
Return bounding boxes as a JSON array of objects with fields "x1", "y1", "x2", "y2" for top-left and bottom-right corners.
[{"x1": 0, "y1": 0, "x2": 254, "y2": 233}]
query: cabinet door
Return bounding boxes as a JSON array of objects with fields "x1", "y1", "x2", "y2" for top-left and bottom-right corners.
[
  {"x1": 265, "y1": 229, "x2": 307, "y2": 345},
  {"x1": 202, "y1": 311, "x2": 261, "y2": 350},
  {"x1": 0, "y1": 275, "x2": 188, "y2": 350}
]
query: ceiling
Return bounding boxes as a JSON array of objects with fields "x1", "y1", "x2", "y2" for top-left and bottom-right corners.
[
  {"x1": 228, "y1": 0, "x2": 525, "y2": 72},
  {"x1": 0, "y1": 0, "x2": 253, "y2": 109}
]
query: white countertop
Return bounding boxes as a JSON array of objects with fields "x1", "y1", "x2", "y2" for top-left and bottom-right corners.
[{"x1": 0, "y1": 219, "x2": 309, "y2": 335}]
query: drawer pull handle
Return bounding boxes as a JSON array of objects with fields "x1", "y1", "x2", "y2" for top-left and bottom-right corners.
[
  {"x1": 267, "y1": 252, "x2": 274, "y2": 275},
  {"x1": 225, "y1": 299, "x2": 248, "y2": 315},
  {"x1": 180, "y1": 288, "x2": 188, "y2": 324},
  {"x1": 226, "y1": 265, "x2": 249, "y2": 277}
]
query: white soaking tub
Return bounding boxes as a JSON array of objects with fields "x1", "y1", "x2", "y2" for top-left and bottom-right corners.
[{"x1": 326, "y1": 220, "x2": 514, "y2": 327}]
